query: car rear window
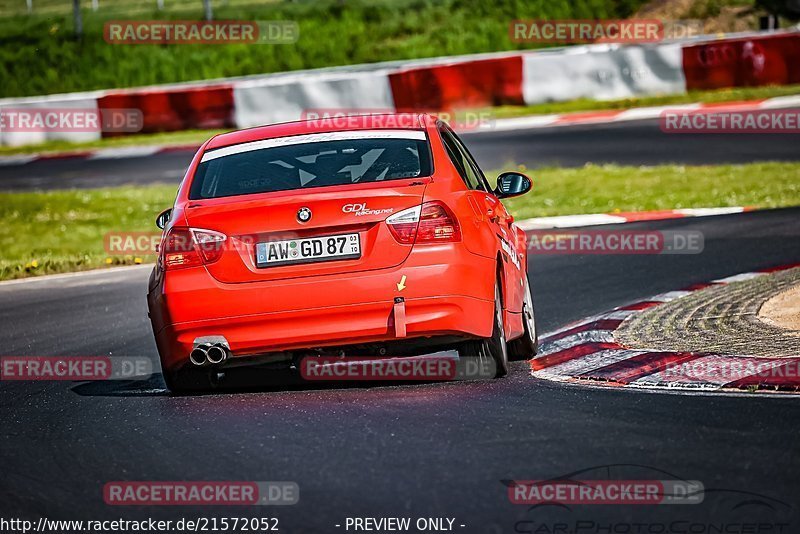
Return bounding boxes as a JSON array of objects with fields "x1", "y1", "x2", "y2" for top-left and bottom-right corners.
[{"x1": 189, "y1": 130, "x2": 432, "y2": 200}]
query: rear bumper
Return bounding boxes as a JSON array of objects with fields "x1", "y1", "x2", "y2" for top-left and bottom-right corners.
[{"x1": 149, "y1": 245, "x2": 496, "y2": 372}]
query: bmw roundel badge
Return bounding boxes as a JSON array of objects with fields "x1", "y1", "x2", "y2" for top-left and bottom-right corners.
[{"x1": 297, "y1": 207, "x2": 312, "y2": 223}]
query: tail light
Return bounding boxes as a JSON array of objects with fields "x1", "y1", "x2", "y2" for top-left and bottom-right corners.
[
  {"x1": 386, "y1": 201, "x2": 461, "y2": 244},
  {"x1": 160, "y1": 227, "x2": 227, "y2": 270},
  {"x1": 385, "y1": 206, "x2": 421, "y2": 244}
]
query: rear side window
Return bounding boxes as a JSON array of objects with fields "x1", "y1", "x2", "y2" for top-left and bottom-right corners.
[
  {"x1": 438, "y1": 124, "x2": 485, "y2": 191},
  {"x1": 447, "y1": 127, "x2": 492, "y2": 192},
  {"x1": 190, "y1": 130, "x2": 432, "y2": 200}
]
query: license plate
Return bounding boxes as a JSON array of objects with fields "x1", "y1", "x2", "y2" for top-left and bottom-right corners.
[{"x1": 255, "y1": 233, "x2": 361, "y2": 268}]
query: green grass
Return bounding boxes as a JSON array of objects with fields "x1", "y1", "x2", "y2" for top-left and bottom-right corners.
[
  {"x1": 2, "y1": 161, "x2": 798, "y2": 280},
  {"x1": 2, "y1": 84, "x2": 799, "y2": 156},
  {"x1": 0, "y1": 185, "x2": 175, "y2": 279},
  {"x1": 0, "y1": 0, "x2": 650, "y2": 97},
  {"x1": 500, "y1": 162, "x2": 800, "y2": 219}
]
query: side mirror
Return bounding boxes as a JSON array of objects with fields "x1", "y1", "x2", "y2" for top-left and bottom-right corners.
[
  {"x1": 494, "y1": 172, "x2": 532, "y2": 199},
  {"x1": 155, "y1": 208, "x2": 172, "y2": 230}
]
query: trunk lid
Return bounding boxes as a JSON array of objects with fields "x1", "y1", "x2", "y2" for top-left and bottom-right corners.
[{"x1": 184, "y1": 179, "x2": 428, "y2": 283}]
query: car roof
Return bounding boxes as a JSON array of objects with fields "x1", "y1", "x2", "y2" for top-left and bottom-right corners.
[{"x1": 205, "y1": 113, "x2": 436, "y2": 151}]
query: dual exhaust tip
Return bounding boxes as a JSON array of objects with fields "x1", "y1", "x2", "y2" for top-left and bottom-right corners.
[{"x1": 190, "y1": 343, "x2": 229, "y2": 366}]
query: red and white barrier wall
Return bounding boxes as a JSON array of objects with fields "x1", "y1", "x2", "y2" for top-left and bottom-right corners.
[
  {"x1": 522, "y1": 42, "x2": 685, "y2": 103},
  {"x1": 0, "y1": 92, "x2": 104, "y2": 146},
  {"x1": 99, "y1": 83, "x2": 235, "y2": 133},
  {"x1": 390, "y1": 54, "x2": 524, "y2": 111},
  {"x1": 682, "y1": 32, "x2": 800, "y2": 89},
  {"x1": 233, "y1": 70, "x2": 396, "y2": 128},
  {"x1": 0, "y1": 30, "x2": 798, "y2": 146}
]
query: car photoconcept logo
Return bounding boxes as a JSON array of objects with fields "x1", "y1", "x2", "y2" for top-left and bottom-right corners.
[{"x1": 297, "y1": 207, "x2": 312, "y2": 223}]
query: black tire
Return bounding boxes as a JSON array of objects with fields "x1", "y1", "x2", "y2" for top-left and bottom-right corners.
[
  {"x1": 509, "y1": 277, "x2": 538, "y2": 360},
  {"x1": 162, "y1": 366, "x2": 216, "y2": 394},
  {"x1": 459, "y1": 281, "x2": 508, "y2": 378}
]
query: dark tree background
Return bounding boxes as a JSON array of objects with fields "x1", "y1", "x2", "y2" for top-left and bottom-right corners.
[{"x1": 756, "y1": 0, "x2": 800, "y2": 18}]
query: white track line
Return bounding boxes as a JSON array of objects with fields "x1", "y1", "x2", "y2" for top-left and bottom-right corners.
[
  {"x1": 713, "y1": 272, "x2": 766, "y2": 284},
  {"x1": 759, "y1": 95, "x2": 800, "y2": 109},
  {"x1": 674, "y1": 207, "x2": 746, "y2": 217},
  {"x1": 648, "y1": 290, "x2": 693, "y2": 302},
  {"x1": 88, "y1": 146, "x2": 162, "y2": 160},
  {"x1": 0, "y1": 155, "x2": 38, "y2": 166},
  {"x1": 0, "y1": 264, "x2": 152, "y2": 287},
  {"x1": 516, "y1": 206, "x2": 749, "y2": 230},
  {"x1": 517, "y1": 214, "x2": 627, "y2": 230}
]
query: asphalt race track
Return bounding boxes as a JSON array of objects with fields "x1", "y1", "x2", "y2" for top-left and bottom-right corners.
[
  {"x1": 2, "y1": 118, "x2": 800, "y2": 190},
  {"x1": 2, "y1": 207, "x2": 800, "y2": 530},
  {"x1": 463, "y1": 119, "x2": 800, "y2": 169}
]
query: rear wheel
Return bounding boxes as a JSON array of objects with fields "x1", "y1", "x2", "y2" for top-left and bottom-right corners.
[
  {"x1": 509, "y1": 277, "x2": 538, "y2": 359},
  {"x1": 458, "y1": 281, "x2": 508, "y2": 378}
]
